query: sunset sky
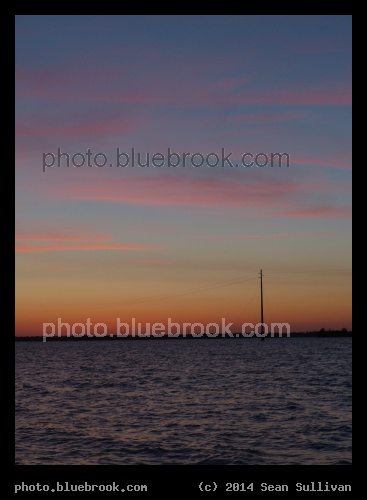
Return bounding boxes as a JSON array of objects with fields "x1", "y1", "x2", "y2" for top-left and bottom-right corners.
[{"x1": 15, "y1": 15, "x2": 352, "y2": 335}]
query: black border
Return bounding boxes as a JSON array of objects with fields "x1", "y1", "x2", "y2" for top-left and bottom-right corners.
[{"x1": 11, "y1": 9, "x2": 353, "y2": 498}]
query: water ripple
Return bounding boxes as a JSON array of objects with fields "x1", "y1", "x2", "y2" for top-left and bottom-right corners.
[{"x1": 16, "y1": 338, "x2": 352, "y2": 465}]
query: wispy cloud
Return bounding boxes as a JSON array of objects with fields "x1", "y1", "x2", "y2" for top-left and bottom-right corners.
[
  {"x1": 281, "y1": 206, "x2": 351, "y2": 219},
  {"x1": 16, "y1": 119, "x2": 132, "y2": 139},
  {"x1": 16, "y1": 243, "x2": 151, "y2": 253},
  {"x1": 15, "y1": 229, "x2": 156, "y2": 253},
  {"x1": 48, "y1": 175, "x2": 350, "y2": 220},
  {"x1": 195, "y1": 231, "x2": 337, "y2": 240},
  {"x1": 16, "y1": 63, "x2": 351, "y2": 107}
]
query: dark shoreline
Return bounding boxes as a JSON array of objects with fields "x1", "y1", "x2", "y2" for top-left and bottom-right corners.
[{"x1": 15, "y1": 331, "x2": 352, "y2": 341}]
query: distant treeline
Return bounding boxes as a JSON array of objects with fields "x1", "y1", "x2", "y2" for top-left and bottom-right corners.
[{"x1": 15, "y1": 330, "x2": 352, "y2": 341}]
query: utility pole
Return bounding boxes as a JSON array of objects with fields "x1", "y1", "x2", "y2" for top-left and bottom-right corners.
[{"x1": 260, "y1": 269, "x2": 265, "y2": 340}]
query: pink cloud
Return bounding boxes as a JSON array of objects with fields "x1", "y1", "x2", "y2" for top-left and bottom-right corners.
[
  {"x1": 232, "y1": 111, "x2": 308, "y2": 124},
  {"x1": 281, "y1": 206, "x2": 351, "y2": 219},
  {"x1": 236, "y1": 87, "x2": 351, "y2": 106},
  {"x1": 16, "y1": 231, "x2": 110, "y2": 242},
  {"x1": 55, "y1": 176, "x2": 298, "y2": 209},
  {"x1": 196, "y1": 231, "x2": 337, "y2": 240},
  {"x1": 15, "y1": 228, "x2": 157, "y2": 253},
  {"x1": 45, "y1": 175, "x2": 351, "y2": 220},
  {"x1": 16, "y1": 243, "x2": 151, "y2": 253},
  {"x1": 16, "y1": 119, "x2": 132, "y2": 139},
  {"x1": 196, "y1": 111, "x2": 309, "y2": 130},
  {"x1": 16, "y1": 63, "x2": 351, "y2": 107}
]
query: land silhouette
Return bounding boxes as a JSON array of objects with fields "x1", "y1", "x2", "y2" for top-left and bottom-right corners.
[{"x1": 15, "y1": 329, "x2": 352, "y2": 341}]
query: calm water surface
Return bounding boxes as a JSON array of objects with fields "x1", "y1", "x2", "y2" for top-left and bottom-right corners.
[{"x1": 15, "y1": 338, "x2": 352, "y2": 465}]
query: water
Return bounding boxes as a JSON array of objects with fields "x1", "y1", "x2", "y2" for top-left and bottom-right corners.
[{"x1": 15, "y1": 338, "x2": 352, "y2": 465}]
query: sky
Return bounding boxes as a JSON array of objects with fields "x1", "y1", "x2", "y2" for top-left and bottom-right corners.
[{"x1": 15, "y1": 15, "x2": 352, "y2": 336}]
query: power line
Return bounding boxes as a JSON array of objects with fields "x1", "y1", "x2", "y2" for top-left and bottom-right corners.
[
  {"x1": 111, "y1": 268, "x2": 350, "y2": 306},
  {"x1": 115, "y1": 275, "x2": 258, "y2": 305},
  {"x1": 266, "y1": 270, "x2": 351, "y2": 277}
]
